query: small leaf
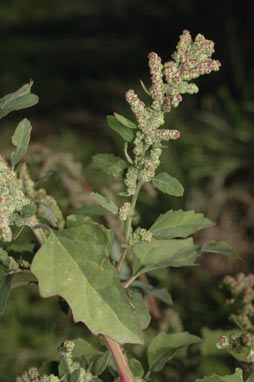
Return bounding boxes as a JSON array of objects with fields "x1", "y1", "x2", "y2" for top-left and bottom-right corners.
[
  {"x1": 72, "y1": 338, "x2": 102, "y2": 358},
  {"x1": 129, "y1": 358, "x2": 144, "y2": 378},
  {"x1": 152, "y1": 172, "x2": 184, "y2": 197},
  {"x1": 148, "y1": 331, "x2": 201, "y2": 372},
  {"x1": 150, "y1": 210, "x2": 214, "y2": 239},
  {"x1": 0, "y1": 81, "x2": 38, "y2": 120},
  {"x1": 93, "y1": 153, "x2": 127, "y2": 179},
  {"x1": 74, "y1": 204, "x2": 110, "y2": 217},
  {"x1": 0, "y1": 273, "x2": 13, "y2": 315},
  {"x1": 114, "y1": 112, "x2": 137, "y2": 129},
  {"x1": 131, "y1": 281, "x2": 173, "y2": 305},
  {"x1": 140, "y1": 79, "x2": 150, "y2": 95},
  {"x1": 10, "y1": 118, "x2": 32, "y2": 169},
  {"x1": 195, "y1": 368, "x2": 244, "y2": 382},
  {"x1": 90, "y1": 192, "x2": 118, "y2": 214},
  {"x1": 128, "y1": 290, "x2": 151, "y2": 329},
  {"x1": 202, "y1": 241, "x2": 240, "y2": 259},
  {"x1": 107, "y1": 115, "x2": 134, "y2": 142},
  {"x1": 133, "y1": 237, "x2": 200, "y2": 274},
  {"x1": 95, "y1": 350, "x2": 111, "y2": 376},
  {"x1": 39, "y1": 203, "x2": 58, "y2": 227}
]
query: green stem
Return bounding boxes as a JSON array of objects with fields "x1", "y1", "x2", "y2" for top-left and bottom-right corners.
[
  {"x1": 117, "y1": 181, "x2": 142, "y2": 272},
  {"x1": 102, "y1": 334, "x2": 136, "y2": 382}
]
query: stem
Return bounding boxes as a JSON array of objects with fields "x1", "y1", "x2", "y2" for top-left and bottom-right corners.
[
  {"x1": 102, "y1": 334, "x2": 136, "y2": 382},
  {"x1": 117, "y1": 182, "x2": 142, "y2": 272}
]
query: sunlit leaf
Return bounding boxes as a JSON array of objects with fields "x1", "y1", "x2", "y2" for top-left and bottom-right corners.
[
  {"x1": 107, "y1": 115, "x2": 134, "y2": 142},
  {"x1": 152, "y1": 172, "x2": 184, "y2": 197},
  {"x1": 114, "y1": 112, "x2": 137, "y2": 129},
  {"x1": 150, "y1": 210, "x2": 214, "y2": 239}
]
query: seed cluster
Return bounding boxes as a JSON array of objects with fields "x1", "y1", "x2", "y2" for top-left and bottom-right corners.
[{"x1": 217, "y1": 332, "x2": 254, "y2": 362}]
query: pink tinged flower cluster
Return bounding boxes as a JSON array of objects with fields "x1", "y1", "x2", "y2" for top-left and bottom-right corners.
[
  {"x1": 148, "y1": 52, "x2": 164, "y2": 110},
  {"x1": 0, "y1": 155, "x2": 31, "y2": 242},
  {"x1": 223, "y1": 273, "x2": 254, "y2": 331}
]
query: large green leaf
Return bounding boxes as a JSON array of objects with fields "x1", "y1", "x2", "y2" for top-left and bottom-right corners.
[
  {"x1": 90, "y1": 192, "x2": 118, "y2": 214},
  {"x1": 202, "y1": 241, "x2": 240, "y2": 259},
  {"x1": 107, "y1": 115, "x2": 135, "y2": 142},
  {"x1": 150, "y1": 210, "x2": 214, "y2": 239},
  {"x1": 195, "y1": 368, "x2": 243, "y2": 382},
  {"x1": 31, "y1": 222, "x2": 143, "y2": 344},
  {"x1": 133, "y1": 237, "x2": 200, "y2": 274},
  {"x1": 152, "y1": 172, "x2": 184, "y2": 197},
  {"x1": 147, "y1": 331, "x2": 201, "y2": 372},
  {"x1": 0, "y1": 81, "x2": 38, "y2": 120},
  {"x1": 0, "y1": 273, "x2": 13, "y2": 315},
  {"x1": 93, "y1": 153, "x2": 127, "y2": 179},
  {"x1": 10, "y1": 118, "x2": 32, "y2": 169}
]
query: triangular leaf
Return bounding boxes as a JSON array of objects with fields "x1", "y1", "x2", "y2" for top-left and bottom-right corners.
[
  {"x1": 31, "y1": 222, "x2": 143, "y2": 345},
  {"x1": 10, "y1": 118, "x2": 32, "y2": 169},
  {"x1": 93, "y1": 153, "x2": 127, "y2": 179},
  {"x1": 195, "y1": 368, "x2": 244, "y2": 382},
  {"x1": 107, "y1": 115, "x2": 134, "y2": 142},
  {"x1": 0, "y1": 81, "x2": 38, "y2": 120},
  {"x1": 150, "y1": 210, "x2": 214, "y2": 239},
  {"x1": 133, "y1": 237, "x2": 200, "y2": 274},
  {"x1": 114, "y1": 112, "x2": 137, "y2": 129},
  {"x1": 90, "y1": 192, "x2": 118, "y2": 214},
  {"x1": 202, "y1": 241, "x2": 240, "y2": 259},
  {"x1": 148, "y1": 331, "x2": 201, "y2": 372},
  {"x1": 152, "y1": 172, "x2": 184, "y2": 197}
]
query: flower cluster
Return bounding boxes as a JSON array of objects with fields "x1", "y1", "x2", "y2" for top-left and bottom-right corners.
[
  {"x1": 128, "y1": 227, "x2": 153, "y2": 246},
  {"x1": 119, "y1": 202, "x2": 132, "y2": 221},
  {"x1": 0, "y1": 155, "x2": 32, "y2": 242},
  {"x1": 217, "y1": 332, "x2": 254, "y2": 362},
  {"x1": 16, "y1": 367, "x2": 59, "y2": 382},
  {"x1": 0, "y1": 247, "x2": 29, "y2": 273},
  {"x1": 124, "y1": 30, "x2": 220, "y2": 195},
  {"x1": 222, "y1": 273, "x2": 254, "y2": 331}
]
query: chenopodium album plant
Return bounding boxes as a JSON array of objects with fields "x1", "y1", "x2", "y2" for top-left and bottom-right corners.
[{"x1": 0, "y1": 30, "x2": 244, "y2": 382}]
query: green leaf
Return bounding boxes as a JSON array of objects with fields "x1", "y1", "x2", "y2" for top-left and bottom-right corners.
[
  {"x1": 195, "y1": 368, "x2": 243, "y2": 382},
  {"x1": 129, "y1": 358, "x2": 144, "y2": 378},
  {"x1": 0, "y1": 273, "x2": 13, "y2": 315},
  {"x1": 107, "y1": 115, "x2": 135, "y2": 142},
  {"x1": 131, "y1": 281, "x2": 173, "y2": 305},
  {"x1": 202, "y1": 241, "x2": 240, "y2": 259},
  {"x1": 147, "y1": 331, "x2": 201, "y2": 372},
  {"x1": 128, "y1": 290, "x2": 151, "y2": 329},
  {"x1": 114, "y1": 112, "x2": 137, "y2": 129},
  {"x1": 10, "y1": 118, "x2": 32, "y2": 169},
  {"x1": 0, "y1": 81, "x2": 38, "y2": 120},
  {"x1": 140, "y1": 79, "x2": 150, "y2": 95},
  {"x1": 152, "y1": 172, "x2": 184, "y2": 197},
  {"x1": 94, "y1": 350, "x2": 111, "y2": 376},
  {"x1": 74, "y1": 204, "x2": 110, "y2": 217},
  {"x1": 93, "y1": 153, "x2": 127, "y2": 179},
  {"x1": 150, "y1": 210, "x2": 214, "y2": 239},
  {"x1": 71, "y1": 338, "x2": 102, "y2": 358},
  {"x1": 133, "y1": 237, "x2": 200, "y2": 274},
  {"x1": 31, "y1": 222, "x2": 143, "y2": 345},
  {"x1": 90, "y1": 192, "x2": 118, "y2": 214}
]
